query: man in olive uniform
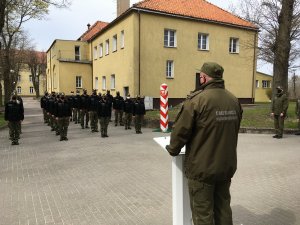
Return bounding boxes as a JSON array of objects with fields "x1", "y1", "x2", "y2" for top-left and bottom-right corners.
[
  {"x1": 97, "y1": 94, "x2": 111, "y2": 137},
  {"x1": 68, "y1": 91, "x2": 75, "y2": 122},
  {"x1": 55, "y1": 94, "x2": 72, "y2": 141},
  {"x1": 271, "y1": 86, "x2": 289, "y2": 139},
  {"x1": 88, "y1": 89, "x2": 100, "y2": 132},
  {"x1": 72, "y1": 90, "x2": 81, "y2": 124},
  {"x1": 40, "y1": 91, "x2": 49, "y2": 124},
  {"x1": 166, "y1": 62, "x2": 242, "y2": 225},
  {"x1": 295, "y1": 97, "x2": 300, "y2": 135},
  {"x1": 5, "y1": 95, "x2": 24, "y2": 145},
  {"x1": 47, "y1": 92, "x2": 56, "y2": 131},
  {"x1": 124, "y1": 94, "x2": 134, "y2": 130},
  {"x1": 113, "y1": 91, "x2": 125, "y2": 126},
  {"x1": 133, "y1": 95, "x2": 145, "y2": 134},
  {"x1": 80, "y1": 89, "x2": 89, "y2": 129}
]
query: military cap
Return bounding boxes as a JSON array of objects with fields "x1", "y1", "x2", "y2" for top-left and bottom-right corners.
[{"x1": 199, "y1": 62, "x2": 224, "y2": 79}]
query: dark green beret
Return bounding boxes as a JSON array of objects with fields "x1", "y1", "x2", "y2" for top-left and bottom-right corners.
[{"x1": 200, "y1": 62, "x2": 224, "y2": 78}]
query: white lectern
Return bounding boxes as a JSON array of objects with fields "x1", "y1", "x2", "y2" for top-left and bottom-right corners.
[{"x1": 154, "y1": 136, "x2": 193, "y2": 225}]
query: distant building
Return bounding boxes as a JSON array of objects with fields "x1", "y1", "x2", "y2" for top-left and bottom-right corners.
[{"x1": 255, "y1": 71, "x2": 272, "y2": 102}]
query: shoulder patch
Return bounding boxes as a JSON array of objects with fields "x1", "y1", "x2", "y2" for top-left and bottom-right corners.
[{"x1": 186, "y1": 89, "x2": 203, "y2": 100}]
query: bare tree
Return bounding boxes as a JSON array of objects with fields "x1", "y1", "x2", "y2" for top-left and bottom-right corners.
[{"x1": 232, "y1": 0, "x2": 299, "y2": 95}]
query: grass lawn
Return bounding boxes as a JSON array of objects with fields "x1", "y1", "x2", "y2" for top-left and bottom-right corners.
[{"x1": 146, "y1": 102, "x2": 298, "y2": 129}]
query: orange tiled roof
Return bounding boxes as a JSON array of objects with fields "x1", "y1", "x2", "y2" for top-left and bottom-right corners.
[
  {"x1": 133, "y1": 0, "x2": 257, "y2": 30},
  {"x1": 79, "y1": 21, "x2": 109, "y2": 41}
]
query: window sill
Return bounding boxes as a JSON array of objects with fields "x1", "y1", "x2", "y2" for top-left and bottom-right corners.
[
  {"x1": 112, "y1": 50, "x2": 117, "y2": 53},
  {"x1": 229, "y1": 52, "x2": 239, "y2": 54},
  {"x1": 110, "y1": 88, "x2": 116, "y2": 90},
  {"x1": 198, "y1": 49, "x2": 209, "y2": 51},
  {"x1": 121, "y1": 47, "x2": 124, "y2": 50},
  {"x1": 166, "y1": 77, "x2": 174, "y2": 79},
  {"x1": 164, "y1": 46, "x2": 177, "y2": 49}
]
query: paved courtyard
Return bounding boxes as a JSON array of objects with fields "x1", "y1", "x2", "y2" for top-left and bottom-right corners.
[{"x1": 0, "y1": 98, "x2": 299, "y2": 225}]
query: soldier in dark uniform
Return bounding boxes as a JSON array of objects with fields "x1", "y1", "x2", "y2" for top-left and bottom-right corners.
[
  {"x1": 68, "y1": 91, "x2": 75, "y2": 122},
  {"x1": 133, "y1": 95, "x2": 145, "y2": 134},
  {"x1": 124, "y1": 94, "x2": 134, "y2": 130},
  {"x1": 106, "y1": 90, "x2": 113, "y2": 122},
  {"x1": 271, "y1": 86, "x2": 289, "y2": 139},
  {"x1": 113, "y1": 91, "x2": 124, "y2": 126},
  {"x1": 5, "y1": 95, "x2": 24, "y2": 145},
  {"x1": 47, "y1": 92, "x2": 56, "y2": 131},
  {"x1": 166, "y1": 62, "x2": 242, "y2": 225},
  {"x1": 80, "y1": 89, "x2": 89, "y2": 129},
  {"x1": 88, "y1": 89, "x2": 100, "y2": 132},
  {"x1": 40, "y1": 91, "x2": 49, "y2": 124},
  {"x1": 14, "y1": 92, "x2": 24, "y2": 134},
  {"x1": 53, "y1": 94, "x2": 61, "y2": 136},
  {"x1": 72, "y1": 90, "x2": 81, "y2": 124},
  {"x1": 55, "y1": 94, "x2": 72, "y2": 141},
  {"x1": 97, "y1": 94, "x2": 111, "y2": 137},
  {"x1": 295, "y1": 97, "x2": 300, "y2": 135}
]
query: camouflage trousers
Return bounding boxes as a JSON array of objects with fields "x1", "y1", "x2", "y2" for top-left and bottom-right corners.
[
  {"x1": 57, "y1": 117, "x2": 70, "y2": 139},
  {"x1": 124, "y1": 113, "x2": 132, "y2": 129},
  {"x1": 134, "y1": 115, "x2": 143, "y2": 132},
  {"x1": 274, "y1": 115, "x2": 285, "y2": 137},
  {"x1": 115, "y1": 110, "x2": 124, "y2": 126},
  {"x1": 8, "y1": 121, "x2": 20, "y2": 143},
  {"x1": 188, "y1": 179, "x2": 233, "y2": 225},
  {"x1": 43, "y1": 109, "x2": 48, "y2": 123},
  {"x1": 89, "y1": 111, "x2": 98, "y2": 131},
  {"x1": 99, "y1": 117, "x2": 110, "y2": 136},
  {"x1": 73, "y1": 108, "x2": 80, "y2": 123},
  {"x1": 80, "y1": 109, "x2": 89, "y2": 128}
]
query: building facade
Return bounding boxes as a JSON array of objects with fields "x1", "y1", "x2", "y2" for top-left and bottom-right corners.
[
  {"x1": 90, "y1": 0, "x2": 259, "y2": 106},
  {"x1": 255, "y1": 71, "x2": 273, "y2": 102}
]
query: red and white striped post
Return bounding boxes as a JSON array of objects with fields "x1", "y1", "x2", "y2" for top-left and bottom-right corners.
[{"x1": 160, "y1": 83, "x2": 168, "y2": 132}]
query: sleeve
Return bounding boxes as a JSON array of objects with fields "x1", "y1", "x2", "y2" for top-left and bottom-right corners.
[
  {"x1": 166, "y1": 101, "x2": 195, "y2": 156},
  {"x1": 283, "y1": 94, "x2": 289, "y2": 113},
  {"x1": 4, "y1": 104, "x2": 8, "y2": 121}
]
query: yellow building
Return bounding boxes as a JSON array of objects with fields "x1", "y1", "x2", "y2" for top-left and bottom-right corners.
[
  {"x1": 255, "y1": 71, "x2": 273, "y2": 102},
  {"x1": 16, "y1": 65, "x2": 46, "y2": 97},
  {"x1": 90, "y1": 0, "x2": 259, "y2": 107}
]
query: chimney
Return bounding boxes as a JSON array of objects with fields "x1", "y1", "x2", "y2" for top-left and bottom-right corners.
[
  {"x1": 87, "y1": 23, "x2": 91, "y2": 30},
  {"x1": 117, "y1": 0, "x2": 130, "y2": 17}
]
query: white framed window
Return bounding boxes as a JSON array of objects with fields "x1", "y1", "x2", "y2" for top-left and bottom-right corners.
[
  {"x1": 229, "y1": 38, "x2": 239, "y2": 53},
  {"x1": 262, "y1": 80, "x2": 271, "y2": 88},
  {"x1": 76, "y1": 76, "x2": 82, "y2": 88},
  {"x1": 121, "y1": 30, "x2": 125, "y2": 49},
  {"x1": 29, "y1": 87, "x2": 34, "y2": 94},
  {"x1": 105, "y1": 39, "x2": 109, "y2": 55},
  {"x1": 256, "y1": 80, "x2": 259, "y2": 88},
  {"x1": 29, "y1": 75, "x2": 33, "y2": 82},
  {"x1": 99, "y1": 44, "x2": 103, "y2": 58},
  {"x1": 75, "y1": 46, "x2": 80, "y2": 60},
  {"x1": 198, "y1": 33, "x2": 209, "y2": 50},
  {"x1": 95, "y1": 77, "x2": 99, "y2": 90},
  {"x1": 93, "y1": 46, "x2": 98, "y2": 59},
  {"x1": 166, "y1": 60, "x2": 174, "y2": 78},
  {"x1": 113, "y1": 35, "x2": 117, "y2": 52},
  {"x1": 17, "y1": 86, "x2": 21, "y2": 94},
  {"x1": 17, "y1": 75, "x2": 21, "y2": 82},
  {"x1": 164, "y1": 29, "x2": 176, "y2": 47},
  {"x1": 102, "y1": 76, "x2": 106, "y2": 90},
  {"x1": 111, "y1": 74, "x2": 115, "y2": 89}
]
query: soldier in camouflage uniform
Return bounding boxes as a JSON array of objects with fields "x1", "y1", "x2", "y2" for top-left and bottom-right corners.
[
  {"x1": 295, "y1": 97, "x2": 300, "y2": 135},
  {"x1": 166, "y1": 62, "x2": 242, "y2": 225},
  {"x1": 97, "y1": 94, "x2": 111, "y2": 137},
  {"x1": 40, "y1": 91, "x2": 49, "y2": 124},
  {"x1": 5, "y1": 95, "x2": 24, "y2": 145},
  {"x1": 80, "y1": 89, "x2": 89, "y2": 129},
  {"x1": 271, "y1": 86, "x2": 289, "y2": 139},
  {"x1": 133, "y1": 95, "x2": 145, "y2": 134},
  {"x1": 113, "y1": 91, "x2": 125, "y2": 126},
  {"x1": 72, "y1": 90, "x2": 81, "y2": 124},
  {"x1": 88, "y1": 89, "x2": 100, "y2": 132},
  {"x1": 55, "y1": 94, "x2": 72, "y2": 141},
  {"x1": 124, "y1": 94, "x2": 134, "y2": 130},
  {"x1": 47, "y1": 92, "x2": 56, "y2": 131}
]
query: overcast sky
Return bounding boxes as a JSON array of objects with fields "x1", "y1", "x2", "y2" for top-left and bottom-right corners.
[{"x1": 23, "y1": 0, "x2": 272, "y2": 74}]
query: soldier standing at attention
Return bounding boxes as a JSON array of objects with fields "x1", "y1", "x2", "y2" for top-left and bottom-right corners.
[
  {"x1": 5, "y1": 95, "x2": 24, "y2": 145},
  {"x1": 88, "y1": 89, "x2": 100, "y2": 132},
  {"x1": 73, "y1": 90, "x2": 81, "y2": 124},
  {"x1": 47, "y1": 92, "x2": 56, "y2": 131},
  {"x1": 97, "y1": 94, "x2": 111, "y2": 138},
  {"x1": 106, "y1": 90, "x2": 114, "y2": 122},
  {"x1": 68, "y1": 91, "x2": 74, "y2": 122},
  {"x1": 295, "y1": 97, "x2": 300, "y2": 135},
  {"x1": 166, "y1": 62, "x2": 242, "y2": 225},
  {"x1": 80, "y1": 89, "x2": 89, "y2": 129},
  {"x1": 133, "y1": 95, "x2": 145, "y2": 134},
  {"x1": 124, "y1": 94, "x2": 134, "y2": 130},
  {"x1": 113, "y1": 91, "x2": 125, "y2": 126},
  {"x1": 56, "y1": 94, "x2": 72, "y2": 141},
  {"x1": 40, "y1": 91, "x2": 49, "y2": 124},
  {"x1": 271, "y1": 86, "x2": 289, "y2": 139}
]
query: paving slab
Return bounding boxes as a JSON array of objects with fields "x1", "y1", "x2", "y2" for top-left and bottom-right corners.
[{"x1": 0, "y1": 98, "x2": 299, "y2": 225}]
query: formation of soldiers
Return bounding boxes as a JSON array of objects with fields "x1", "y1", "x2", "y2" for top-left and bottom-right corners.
[{"x1": 40, "y1": 89, "x2": 146, "y2": 140}]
